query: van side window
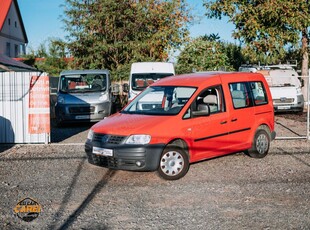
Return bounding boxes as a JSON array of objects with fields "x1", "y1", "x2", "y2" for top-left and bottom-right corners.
[
  {"x1": 190, "y1": 85, "x2": 225, "y2": 117},
  {"x1": 249, "y1": 81, "x2": 268, "y2": 105},
  {"x1": 229, "y1": 82, "x2": 250, "y2": 109},
  {"x1": 229, "y1": 81, "x2": 268, "y2": 109}
]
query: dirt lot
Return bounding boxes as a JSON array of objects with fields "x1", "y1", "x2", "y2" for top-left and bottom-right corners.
[{"x1": 0, "y1": 113, "x2": 309, "y2": 229}]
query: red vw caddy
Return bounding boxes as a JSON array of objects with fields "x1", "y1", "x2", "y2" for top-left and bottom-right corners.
[{"x1": 85, "y1": 72, "x2": 276, "y2": 180}]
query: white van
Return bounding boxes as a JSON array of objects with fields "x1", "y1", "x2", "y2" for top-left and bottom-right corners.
[
  {"x1": 128, "y1": 62, "x2": 175, "y2": 101},
  {"x1": 55, "y1": 70, "x2": 112, "y2": 125},
  {"x1": 258, "y1": 69, "x2": 304, "y2": 113}
]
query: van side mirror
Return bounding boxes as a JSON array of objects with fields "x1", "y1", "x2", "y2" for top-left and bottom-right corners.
[
  {"x1": 111, "y1": 84, "x2": 120, "y2": 94},
  {"x1": 123, "y1": 83, "x2": 129, "y2": 93},
  {"x1": 192, "y1": 106, "x2": 210, "y2": 117},
  {"x1": 299, "y1": 78, "x2": 304, "y2": 87}
]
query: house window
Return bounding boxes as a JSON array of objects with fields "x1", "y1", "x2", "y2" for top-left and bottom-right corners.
[
  {"x1": 6, "y1": 43, "x2": 11, "y2": 57},
  {"x1": 8, "y1": 18, "x2": 11, "y2": 25},
  {"x1": 15, "y1": 45, "x2": 19, "y2": 57},
  {"x1": 15, "y1": 21, "x2": 17, "y2": 28},
  {"x1": 20, "y1": 44, "x2": 26, "y2": 55}
]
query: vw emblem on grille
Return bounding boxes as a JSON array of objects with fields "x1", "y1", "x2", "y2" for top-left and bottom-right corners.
[{"x1": 101, "y1": 135, "x2": 110, "y2": 143}]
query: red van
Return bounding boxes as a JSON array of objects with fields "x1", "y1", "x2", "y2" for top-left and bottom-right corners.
[{"x1": 85, "y1": 72, "x2": 276, "y2": 180}]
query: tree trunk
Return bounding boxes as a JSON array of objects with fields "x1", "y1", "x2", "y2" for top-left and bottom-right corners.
[{"x1": 301, "y1": 28, "x2": 309, "y2": 107}]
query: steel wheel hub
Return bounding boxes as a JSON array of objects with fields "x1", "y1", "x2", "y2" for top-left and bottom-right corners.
[
  {"x1": 256, "y1": 134, "x2": 268, "y2": 154},
  {"x1": 160, "y1": 151, "x2": 184, "y2": 176}
]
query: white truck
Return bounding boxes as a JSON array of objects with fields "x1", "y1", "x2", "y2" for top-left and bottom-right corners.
[{"x1": 128, "y1": 62, "x2": 175, "y2": 101}]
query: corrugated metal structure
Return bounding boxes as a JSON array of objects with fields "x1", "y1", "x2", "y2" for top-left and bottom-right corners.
[{"x1": 0, "y1": 71, "x2": 50, "y2": 143}]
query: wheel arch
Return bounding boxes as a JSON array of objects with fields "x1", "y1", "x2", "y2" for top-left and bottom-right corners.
[
  {"x1": 166, "y1": 138, "x2": 190, "y2": 161},
  {"x1": 255, "y1": 123, "x2": 272, "y2": 140}
]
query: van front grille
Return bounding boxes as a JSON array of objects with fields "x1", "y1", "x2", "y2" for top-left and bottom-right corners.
[
  {"x1": 69, "y1": 106, "x2": 95, "y2": 114},
  {"x1": 273, "y1": 98, "x2": 294, "y2": 104},
  {"x1": 93, "y1": 133, "x2": 126, "y2": 144}
]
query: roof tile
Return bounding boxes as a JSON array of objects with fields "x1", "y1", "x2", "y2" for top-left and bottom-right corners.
[{"x1": 0, "y1": 0, "x2": 12, "y2": 30}]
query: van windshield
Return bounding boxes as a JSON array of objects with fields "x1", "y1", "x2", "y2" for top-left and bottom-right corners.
[
  {"x1": 261, "y1": 70, "x2": 301, "y2": 88},
  {"x1": 266, "y1": 75, "x2": 300, "y2": 87},
  {"x1": 131, "y1": 73, "x2": 174, "y2": 91},
  {"x1": 122, "y1": 86, "x2": 196, "y2": 115},
  {"x1": 59, "y1": 73, "x2": 107, "y2": 93}
]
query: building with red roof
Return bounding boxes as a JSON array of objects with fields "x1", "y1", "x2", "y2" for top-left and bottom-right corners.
[{"x1": 0, "y1": 0, "x2": 28, "y2": 58}]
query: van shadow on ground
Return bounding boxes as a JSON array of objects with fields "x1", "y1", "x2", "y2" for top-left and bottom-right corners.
[
  {"x1": 0, "y1": 116, "x2": 15, "y2": 153},
  {"x1": 50, "y1": 119, "x2": 93, "y2": 143}
]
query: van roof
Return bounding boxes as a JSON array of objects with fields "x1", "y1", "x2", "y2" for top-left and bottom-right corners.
[
  {"x1": 152, "y1": 71, "x2": 264, "y2": 87},
  {"x1": 60, "y1": 69, "x2": 110, "y2": 75},
  {"x1": 130, "y1": 62, "x2": 175, "y2": 74},
  {"x1": 131, "y1": 62, "x2": 174, "y2": 66}
]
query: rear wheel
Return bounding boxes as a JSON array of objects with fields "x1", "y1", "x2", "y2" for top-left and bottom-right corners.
[
  {"x1": 158, "y1": 146, "x2": 189, "y2": 180},
  {"x1": 247, "y1": 128, "x2": 270, "y2": 158}
]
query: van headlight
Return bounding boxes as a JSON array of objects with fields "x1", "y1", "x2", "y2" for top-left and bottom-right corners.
[
  {"x1": 99, "y1": 93, "x2": 108, "y2": 102},
  {"x1": 125, "y1": 135, "x2": 151, "y2": 145},
  {"x1": 57, "y1": 95, "x2": 65, "y2": 104},
  {"x1": 296, "y1": 87, "x2": 302, "y2": 94},
  {"x1": 87, "y1": 130, "x2": 94, "y2": 140}
]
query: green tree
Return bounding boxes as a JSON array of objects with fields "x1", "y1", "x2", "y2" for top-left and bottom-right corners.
[
  {"x1": 223, "y1": 42, "x2": 245, "y2": 71},
  {"x1": 240, "y1": 45, "x2": 287, "y2": 66},
  {"x1": 204, "y1": 0, "x2": 310, "y2": 77},
  {"x1": 62, "y1": 0, "x2": 192, "y2": 80},
  {"x1": 23, "y1": 39, "x2": 71, "y2": 76},
  {"x1": 202, "y1": 33, "x2": 220, "y2": 42},
  {"x1": 176, "y1": 37, "x2": 234, "y2": 74}
]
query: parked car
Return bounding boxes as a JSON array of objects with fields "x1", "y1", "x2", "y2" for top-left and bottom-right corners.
[
  {"x1": 55, "y1": 70, "x2": 112, "y2": 125},
  {"x1": 85, "y1": 72, "x2": 276, "y2": 180}
]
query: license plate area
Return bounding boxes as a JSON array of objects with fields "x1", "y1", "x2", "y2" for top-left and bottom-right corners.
[
  {"x1": 93, "y1": 147, "x2": 113, "y2": 156},
  {"x1": 75, "y1": 115, "x2": 90, "y2": 119},
  {"x1": 277, "y1": 106, "x2": 291, "y2": 110}
]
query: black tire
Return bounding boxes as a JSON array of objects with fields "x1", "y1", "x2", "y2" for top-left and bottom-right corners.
[
  {"x1": 55, "y1": 119, "x2": 63, "y2": 128},
  {"x1": 158, "y1": 146, "x2": 189, "y2": 180},
  {"x1": 247, "y1": 129, "x2": 270, "y2": 158}
]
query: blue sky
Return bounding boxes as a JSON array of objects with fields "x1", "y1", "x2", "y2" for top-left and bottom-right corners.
[{"x1": 18, "y1": 0, "x2": 236, "y2": 51}]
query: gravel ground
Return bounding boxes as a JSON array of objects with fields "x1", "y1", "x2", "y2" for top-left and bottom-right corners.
[{"x1": 0, "y1": 113, "x2": 309, "y2": 230}]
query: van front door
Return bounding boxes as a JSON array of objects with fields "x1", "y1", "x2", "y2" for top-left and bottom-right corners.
[{"x1": 185, "y1": 85, "x2": 230, "y2": 162}]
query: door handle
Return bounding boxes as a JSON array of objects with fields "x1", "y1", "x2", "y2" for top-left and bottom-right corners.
[
  {"x1": 231, "y1": 118, "x2": 238, "y2": 122},
  {"x1": 220, "y1": 121, "x2": 227, "y2": 124}
]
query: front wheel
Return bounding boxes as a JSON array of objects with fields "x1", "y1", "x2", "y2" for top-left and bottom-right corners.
[
  {"x1": 158, "y1": 146, "x2": 189, "y2": 180},
  {"x1": 247, "y1": 129, "x2": 270, "y2": 158}
]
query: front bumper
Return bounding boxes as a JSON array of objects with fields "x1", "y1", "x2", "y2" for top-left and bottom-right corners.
[
  {"x1": 273, "y1": 95, "x2": 304, "y2": 113},
  {"x1": 85, "y1": 139, "x2": 165, "y2": 171},
  {"x1": 55, "y1": 102, "x2": 111, "y2": 123}
]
